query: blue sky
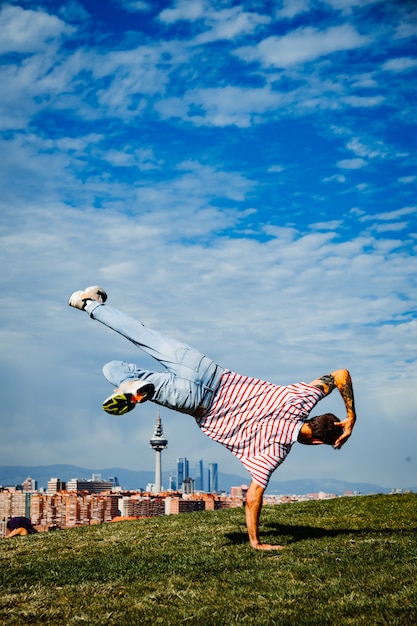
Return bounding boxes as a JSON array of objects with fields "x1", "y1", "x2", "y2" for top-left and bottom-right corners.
[{"x1": 1, "y1": 0, "x2": 416, "y2": 491}]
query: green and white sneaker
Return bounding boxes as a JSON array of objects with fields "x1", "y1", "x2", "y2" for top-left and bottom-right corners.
[{"x1": 102, "y1": 380, "x2": 155, "y2": 415}]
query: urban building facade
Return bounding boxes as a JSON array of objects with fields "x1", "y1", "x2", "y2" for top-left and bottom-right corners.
[
  {"x1": 47, "y1": 478, "x2": 67, "y2": 495},
  {"x1": 0, "y1": 491, "x2": 31, "y2": 521},
  {"x1": 30, "y1": 492, "x2": 121, "y2": 529},
  {"x1": 67, "y1": 475, "x2": 114, "y2": 493},
  {"x1": 208, "y1": 463, "x2": 218, "y2": 493},
  {"x1": 176, "y1": 457, "x2": 189, "y2": 490},
  {"x1": 1, "y1": 475, "x2": 345, "y2": 539},
  {"x1": 194, "y1": 460, "x2": 204, "y2": 491},
  {"x1": 0, "y1": 488, "x2": 245, "y2": 537},
  {"x1": 22, "y1": 476, "x2": 37, "y2": 492}
]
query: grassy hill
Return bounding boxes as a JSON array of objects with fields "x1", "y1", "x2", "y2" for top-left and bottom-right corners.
[{"x1": 1, "y1": 494, "x2": 416, "y2": 625}]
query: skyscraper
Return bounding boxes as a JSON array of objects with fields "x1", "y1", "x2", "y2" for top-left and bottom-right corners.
[
  {"x1": 176, "y1": 457, "x2": 189, "y2": 490},
  {"x1": 168, "y1": 472, "x2": 176, "y2": 491},
  {"x1": 208, "y1": 463, "x2": 218, "y2": 493},
  {"x1": 195, "y1": 459, "x2": 204, "y2": 491}
]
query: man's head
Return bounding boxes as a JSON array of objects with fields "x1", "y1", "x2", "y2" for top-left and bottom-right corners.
[{"x1": 298, "y1": 413, "x2": 342, "y2": 446}]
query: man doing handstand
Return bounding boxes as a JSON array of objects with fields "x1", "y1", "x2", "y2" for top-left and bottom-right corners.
[{"x1": 69, "y1": 286, "x2": 356, "y2": 551}]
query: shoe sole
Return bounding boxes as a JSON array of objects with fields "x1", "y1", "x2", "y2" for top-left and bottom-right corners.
[{"x1": 102, "y1": 384, "x2": 155, "y2": 416}]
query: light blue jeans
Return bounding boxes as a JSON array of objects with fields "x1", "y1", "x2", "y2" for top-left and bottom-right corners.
[{"x1": 86, "y1": 302, "x2": 225, "y2": 416}]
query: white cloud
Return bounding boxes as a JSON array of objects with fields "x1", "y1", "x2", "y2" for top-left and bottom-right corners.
[
  {"x1": 360, "y1": 206, "x2": 417, "y2": 222},
  {"x1": 336, "y1": 158, "x2": 367, "y2": 169},
  {"x1": 157, "y1": 85, "x2": 286, "y2": 127},
  {"x1": 0, "y1": 4, "x2": 73, "y2": 54},
  {"x1": 55, "y1": 134, "x2": 104, "y2": 152},
  {"x1": 0, "y1": 46, "x2": 86, "y2": 130},
  {"x1": 323, "y1": 0, "x2": 380, "y2": 13},
  {"x1": 92, "y1": 144, "x2": 164, "y2": 171},
  {"x1": 235, "y1": 24, "x2": 371, "y2": 68},
  {"x1": 346, "y1": 138, "x2": 386, "y2": 160},
  {"x1": 311, "y1": 220, "x2": 343, "y2": 231},
  {"x1": 351, "y1": 74, "x2": 378, "y2": 88},
  {"x1": 159, "y1": 0, "x2": 206, "y2": 23},
  {"x1": 193, "y1": 6, "x2": 270, "y2": 44},
  {"x1": 161, "y1": 0, "x2": 270, "y2": 43},
  {"x1": 398, "y1": 176, "x2": 416, "y2": 184},
  {"x1": 322, "y1": 174, "x2": 346, "y2": 183},
  {"x1": 102, "y1": 150, "x2": 139, "y2": 168},
  {"x1": 382, "y1": 57, "x2": 417, "y2": 73},
  {"x1": 373, "y1": 221, "x2": 409, "y2": 233},
  {"x1": 342, "y1": 95, "x2": 384, "y2": 107},
  {"x1": 393, "y1": 15, "x2": 417, "y2": 41},
  {"x1": 91, "y1": 48, "x2": 172, "y2": 116},
  {"x1": 117, "y1": 0, "x2": 151, "y2": 13},
  {"x1": 275, "y1": 0, "x2": 310, "y2": 19}
]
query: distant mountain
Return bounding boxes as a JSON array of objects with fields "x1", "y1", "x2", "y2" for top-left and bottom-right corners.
[
  {"x1": 0, "y1": 465, "x2": 411, "y2": 496},
  {"x1": 267, "y1": 477, "x2": 394, "y2": 496},
  {"x1": 0, "y1": 465, "x2": 155, "y2": 492}
]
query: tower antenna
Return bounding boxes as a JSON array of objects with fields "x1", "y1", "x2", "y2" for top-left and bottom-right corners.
[{"x1": 149, "y1": 410, "x2": 168, "y2": 493}]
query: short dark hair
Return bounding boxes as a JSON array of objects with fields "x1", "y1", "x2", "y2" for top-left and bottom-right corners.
[
  {"x1": 6, "y1": 516, "x2": 37, "y2": 534},
  {"x1": 307, "y1": 413, "x2": 341, "y2": 445}
]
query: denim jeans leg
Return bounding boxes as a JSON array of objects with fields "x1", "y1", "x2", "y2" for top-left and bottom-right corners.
[{"x1": 87, "y1": 303, "x2": 224, "y2": 414}]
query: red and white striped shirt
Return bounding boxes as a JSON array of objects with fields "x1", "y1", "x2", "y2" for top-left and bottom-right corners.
[{"x1": 198, "y1": 371, "x2": 325, "y2": 488}]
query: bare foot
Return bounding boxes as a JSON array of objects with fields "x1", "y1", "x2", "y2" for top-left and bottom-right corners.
[{"x1": 252, "y1": 543, "x2": 285, "y2": 551}]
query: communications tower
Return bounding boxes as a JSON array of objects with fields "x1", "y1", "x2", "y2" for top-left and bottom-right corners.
[{"x1": 149, "y1": 412, "x2": 168, "y2": 493}]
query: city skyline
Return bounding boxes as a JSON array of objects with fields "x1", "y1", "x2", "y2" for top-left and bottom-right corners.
[
  {"x1": 0, "y1": 462, "x2": 406, "y2": 497},
  {"x1": 0, "y1": 1, "x2": 416, "y2": 490}
]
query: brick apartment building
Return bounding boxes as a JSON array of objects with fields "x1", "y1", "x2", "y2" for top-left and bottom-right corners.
[
  {"x1": 0, "y1": 490, "x2": 32, "y2": 538},
  {"x1": 0, "y1": 475, "x2": 250, "y2": 538},
  {"x1": 30, "y1": 492, "x2": 121, "y2": 529}
]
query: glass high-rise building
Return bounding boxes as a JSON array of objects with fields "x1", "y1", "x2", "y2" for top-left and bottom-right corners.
[
  {"x1": 176, "y1": 457, "x2": 189, "y2": 489},
  {"x1": 195, "y1": 459, "x2": 204, "y2": 491},
  {"x1": 208, "y1": 463, "x2": 218, "y2": 493}
]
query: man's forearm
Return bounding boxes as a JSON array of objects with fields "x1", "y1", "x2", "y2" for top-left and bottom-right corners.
[
  {"x1": 332, "y1": 369, "x2": 357, "y2": 448},
  {"x1": 308, "y1": 369, "x2": 356, "y2": 449},
  {"x1": 334, "y1": 369, "x2": 356, "y2": 420}
]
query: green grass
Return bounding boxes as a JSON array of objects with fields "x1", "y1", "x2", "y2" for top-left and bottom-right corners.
[{"x1": 1, "y1": 494, "x2": 416, "y2": 625}]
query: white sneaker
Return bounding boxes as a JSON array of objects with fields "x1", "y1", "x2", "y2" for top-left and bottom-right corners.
[
  {"x1": 68, "y1": 286, "x2": 107, "y2": 310},
  {"x1": 102, "y1": 380, "x2": 155, "y2": 415}
]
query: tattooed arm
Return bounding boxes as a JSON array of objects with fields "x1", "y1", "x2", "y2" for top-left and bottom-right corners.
[{"x1": 308, "y1": 369, "x2": 356, "y2": 449}]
